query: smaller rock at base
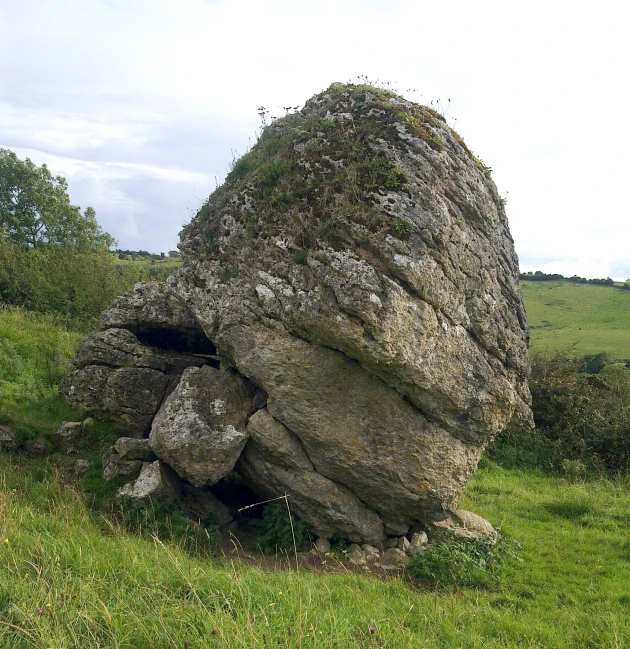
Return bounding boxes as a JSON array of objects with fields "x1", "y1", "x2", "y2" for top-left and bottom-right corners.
[
  {"x1": 74, "y1": 458, "x2": 90, "y2": 478},
  {"x1": 51, "y1": 422, "x2": 84, "y2": 446},
  {"x1": 102, "y1": 447, "x2": 143, "y2": 482},
  {"x1": 397, "y1": 536, "x2": 411, "y2": 554},
  {"x1": 314, "y1": 538, "x2": 331, "y2": 554},
  {"x1": 25, "y1": 436, "x2": 48, "y2": 457},
  {"x1": 408, "y1": 531, "x2": 428, "y2": 556},
  {"x1": 430, "y1": 510, "x2": 497, "y2": 544},
  {"x1": 118, "y1": 460, "x2": 181, "y2": 504},
  {"x1": 180, "y1": 484, "x2": 232, "y2": 526},
  {"x1": 380, "y1": 548, "x2": 411, "y2": 569},
  {"x1": 347, "y1": 544, "x2": 367, "y2": 567},
  {"x1": 0, "y1": 425, "x2": 18, "y2": 451},
  {"x1": 410, "y1": 531, "x2": 428, "y2": 547},
  {"x1": 114, "y1": 437, "x2": 155, "y2": 461},
  {"x1": 362, "y1": 544, "x2": 381, "y2": 564},
  {"x1": 81, "y1": 417, "x2": 96, "y2": 432}
]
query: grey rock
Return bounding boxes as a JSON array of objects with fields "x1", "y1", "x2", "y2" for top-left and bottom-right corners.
[
  {"x1": 0, "y1": 425, "x2": 18, "y2": 451},
  {"x1": 149, "y1": 365, "x2": 258, "y2": 487},
  {"x1": 362, "y1": 544, "x2": 381, "y2": 564},
  {"x1": 25, "y1": 436, "x2": 48, "y2": 456},
  {"x1": 397, "y1": 536, "x2": 411, "y2": 553},
  {"x1": 169, "y1": 84, "x2": 533, "y2": 536},
  {"x1": 246, "y1": 409, "x2": 313, "y2": 471},
  {"x1": 74, "y1": 458, "x2": 90, "y2": 478},
  {"x1": 59, "y1": 328, "x2": 206, "y2": 436},
  {"x1": 240, "y1": 442, "x2": 384, "y2": 544},
  {"x1": 204, "y1": 323, "x2": 482, "y2": 527},
  {"x1": 347, "y1": 544, "x2": 367, "y2": 566},
  {"x1": 72, "y1": 328, "x2": 203, "y2": 375},
  {"x1": 118, "y1": 460, "x2": 181, "y2": 504},
  {"x1": 410, "y1": 532, "x2": 429, "y2": 548},
  {"x1": 381, "y1": 548, "x2": 411, "y2": 569},
  {"x1": 60, "y1": 83, "x2": 533, "y2": 542},
  {"x1": 382, "y1": 517, "x2": 410, "y2": 537},
  {"x1": 313, "y1": 538, "x2": 331, "y2": 554},
  {"x1": 102, "y1": 446, "x2": 144, "y2": 482},
  {"x1": 384, "y1": 537, "x2": 399, "y2": 549},
  {"x1": 81, "y1": 417, "x2": 96, "y2": 431},
  {"x1": 60, "y1": 364, "x2": 175, "y2": 436},
  {"x1": 114, "y1": 437, "x2": 155, "y2": 461},
  {"x1": 429, "y1": 510, "x2": 497, "y2": 544},
  {"x1": 51, "y1": 421, "x2": 84, "y2": 445},
  {"x1": 97, "y1": 281, "x2": 205, "y2": 344},
  {"x1": 180, "y1": 484, "x2": 232, "y2": 526}
]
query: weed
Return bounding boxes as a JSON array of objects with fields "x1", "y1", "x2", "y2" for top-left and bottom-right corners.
[
  {"x1": 406, "y1": 532, "x2": 522, "y2": 590},
  {"x1": 217, "y1": 265, "x2": 238, "y2": 283},
  {"x1": 256, "y1": 502, "x2": 311, "y2": 555},
  {"x1": 391, "y1": 218, "x2": 413, "y2": 237},
  {"x1": 292, "y1": 249, "x2": 308, "y2": 265}
]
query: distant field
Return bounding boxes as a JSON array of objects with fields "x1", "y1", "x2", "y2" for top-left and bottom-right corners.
[{"x1": 521, "y1": 280, "x2": 630, "y2": 358}]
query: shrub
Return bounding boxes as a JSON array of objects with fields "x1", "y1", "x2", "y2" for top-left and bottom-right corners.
[
  {"x1": 256, "y1": 502, "x2": 311, "y2": 555},
  {"x1": 490, "y1": 353, "x2": 630, "y2": 474},
  {"x1": 406, "y1": 533, "x2": 521, "y2": 590},
  {"x1": 391, "y1": 218, "x2": 413, "y2": 237}
]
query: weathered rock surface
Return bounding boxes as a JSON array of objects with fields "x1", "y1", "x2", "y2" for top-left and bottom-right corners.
[
  {"x1": 59, "y1": 328, "x2": 206, "y2": 435},
  {"x1": 118, "y1": 460, "x2": 181, "y2": 503},
  {"x1": 149, "y1": 365, "x2": 263, "y2": 487},
  {"x1": 114, "y1": 437, "x2": 155, "y2": 461},
  {"x1": 0, "y1": 425, "x2": 18, "y2": 451},
  {"x1": 98, "y1": 281, "x2": 212, "y2": 354},
  {"x1": 429, "y1": 509, "x2": 497, "y2": 544},
  {"x1": 180, "y1": 484, "x2": 233, "y2": 526},
  {"x1": 51, "y1": 421, "x2": 84, "y2": 446},
  {"x1": 102, "y1": 446, "x2": 144, "y2": 482},
  {"x1": 240, "y1": 441, "x2": 384, "y2": 544},
  {"x1": 61, "y1": 83, "x2": 533, "y2": 542},
  {"x1": 246, "y1": 409, "x2": 313, "y2": 471}
]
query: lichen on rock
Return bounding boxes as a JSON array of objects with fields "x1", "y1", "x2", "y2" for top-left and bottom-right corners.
[{"x1": 60, "y1": 82, "x2": 533, "y2": 544}]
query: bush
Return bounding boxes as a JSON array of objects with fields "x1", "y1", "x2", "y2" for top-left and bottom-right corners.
[
  {"x1": 256, "y1": 502, "x2": 311, "y2": 555},
  {"x1": 0, "y1": 241, "x2": 173, "y2": 328},
  {"x1": 406, "y1": 534, "x2": 521, "y2": 590},
  {"x1": 490, "y1": 353, "x2": 630, "y2": 474}
]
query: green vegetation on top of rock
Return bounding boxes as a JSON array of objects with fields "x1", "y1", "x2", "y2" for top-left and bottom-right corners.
[{"x1": 182, "y1": 82, "x2": 486, "y2": 256}]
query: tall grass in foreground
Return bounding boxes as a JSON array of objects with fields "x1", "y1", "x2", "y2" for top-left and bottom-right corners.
[{"x1": 2, "y1": 455, "x2": 630, "y2": 648}]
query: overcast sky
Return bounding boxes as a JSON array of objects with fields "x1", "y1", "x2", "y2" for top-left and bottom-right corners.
[{"x1": 1, "y1": 0, "x2": 628, "y2": 279}]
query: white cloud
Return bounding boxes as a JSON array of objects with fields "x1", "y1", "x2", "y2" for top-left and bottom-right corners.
[{"x1": 1, "y1": 0, "x2": 628, "y2": 277}]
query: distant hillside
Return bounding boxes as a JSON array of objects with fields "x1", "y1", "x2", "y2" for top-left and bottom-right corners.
[{"x1": 521, "y1": 279, "x2": 630, "y2": 358}]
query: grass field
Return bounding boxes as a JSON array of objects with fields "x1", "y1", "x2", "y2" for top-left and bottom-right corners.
[
  {"x1": 1, "y1": 455, "x2": 629, "y2": 648},
  {"x1": 521, "y1": 280, "x2": 630, "y2": 358},
  {"x1": 1, "y1": 286, "x2": 630, "y2": 647}
]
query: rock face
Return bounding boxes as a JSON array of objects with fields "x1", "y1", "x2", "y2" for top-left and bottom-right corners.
[
  {"x1": 59, "y1": 287, "x2": 210, "y2": 435},
  {"x1": 149, "y1": 365, "x2": 263, "y2": 487},
  {"x1": 60, "y1": 83, "x2": 532, "y2": 544}
]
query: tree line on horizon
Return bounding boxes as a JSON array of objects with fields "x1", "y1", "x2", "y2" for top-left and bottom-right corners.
[{"x1": 520, "y1": 270, "x2": 630, "y2": 290}]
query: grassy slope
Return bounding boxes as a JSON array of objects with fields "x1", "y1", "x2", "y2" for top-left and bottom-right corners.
[
  {"x1": 521, "y1": 280, "x2": 630, "y2": 358},
  {"x1": 1, "y1": 457, "x2": 629, "y2": 648},
  {"x1": 2, "y1": 288, "x2": 630, "y2": 647}
]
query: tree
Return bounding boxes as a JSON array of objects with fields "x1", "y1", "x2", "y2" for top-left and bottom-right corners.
[{"x1": 0, "y1": 148, "x2": 115, "y2": 250}]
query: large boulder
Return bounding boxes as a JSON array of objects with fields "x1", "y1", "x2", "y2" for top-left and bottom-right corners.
[{"x1": 60, "y1": 83, "x2": 533, "y2": 542}]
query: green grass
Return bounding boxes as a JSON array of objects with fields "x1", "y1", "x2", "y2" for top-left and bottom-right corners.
[
  {"x1": 521, "y1": 280, "x2": 630, "y2": 358},
  {"x1": 2, "y1": 280, "x2": 630, "y2": 647},
  {"x1": 0, "y1": 306, "x2": 83, "y2": 409},
  {"x1": 1, "y1": 456, "x2": 629, "y2": 648}
]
